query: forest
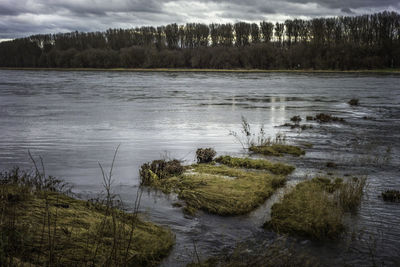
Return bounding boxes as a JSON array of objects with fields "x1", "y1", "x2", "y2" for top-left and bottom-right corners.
[{"x1": 0, "y1": 11, "x2": 399, "y2": 70}]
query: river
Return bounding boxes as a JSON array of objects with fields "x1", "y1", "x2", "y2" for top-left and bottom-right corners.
[{"x1": 0, "y1": 70, "x2": 399, "y2": 266}]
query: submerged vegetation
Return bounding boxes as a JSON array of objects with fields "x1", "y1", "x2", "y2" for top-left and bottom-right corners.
[
  {"x1": 313, "y1": 113, "x2": 345, "y2": 123},
  {"x1": 265, "y1": 176, "x2": 366, "y2": 240},
  {"x1": 290, "y1": 115, "x2": 302, "y2": 123},
  {"x1": 381, "y1": 190, "x2": 400, "y2": 202},
  {"x1": 230, "y1": 116, "x2": 306, "y2": 156},
  {"x1": 304, "y1": 113, "x2": 345, "y2": 123},
  {"x1": 282, "y1": 122, "x2": 313, "y2": 131},
  {"x1": 140, "y1": 153, "x2": 289, "y2": 215},
  {"x1": 348, "y1": 99, "x2": 359, "y2": 106},
  {"x1": 0, "y1": 167, "x2": 174, "y2": 266}
]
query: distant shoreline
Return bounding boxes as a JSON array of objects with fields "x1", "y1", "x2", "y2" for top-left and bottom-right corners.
[{"x1": 1, "y1": 67, "x2": 400, "y2": 74}]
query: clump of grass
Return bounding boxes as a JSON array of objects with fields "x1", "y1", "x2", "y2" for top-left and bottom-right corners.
[
  {"x1": 336, "y1": 177, "x2": 366, "y2": 211},
  {"x1": 183, "y1": 205, "x2": 197, "y2": 216},
  {"x1": 348, "y1": 99, "x2": 359, "y2": 106},
  {"x1": 215, "y1": 155, "x2": 295, "y2": 175},
  {"x1": 290, "y1": 115, "x2": 302, "y2": 123},
  {"x1": 306, "y1": 116, "x2": 314, "y2": 121},
  {"x1": 266, "y1": 176, "x2": 366, "y2": 240},
  {"x1": 0, "y1": 166, "x2": 175, "y2": 266},
  {"x1": 249, "y1": 143, "x2": 305, "y2": 157},
  {"x1": 381, "y1": 190, "x2": 400, "y2": 202},
  {"x1": 313, "y1": 113, "x2": 345, "y2": 123},
  {"x1": 301, "y1": 124, "x2": 313, "y2": 130},
  {"x1": 282, "y1": 123, "x2": 313, "y2": 130},
  {"x1": 326, "y1": 161, "x2": 337, "y2": 168},
  {"x1": 230, "y1": 117, "x2": 306, "y2": 156},
  {"x1": 196, "y1": 148, "x2": 216, "y2": 163},
  {"x1": 139, "y1": 159, "x2": 184, "y2": 187},
  {"x1": 229, "y1": 116, "x2": 268, "y2": 149},
  {"x1": 312, "y1": 176, "x2": 344, "y2": 193}
]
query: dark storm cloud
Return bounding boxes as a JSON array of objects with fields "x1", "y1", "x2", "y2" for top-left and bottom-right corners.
[
  {"x1": 341, "y1": 8, "x2": 355, "y2": 15},
  {"x1": 284, "y1": 0, "x2": 399, "y2": 9},
  {"x1": 53, "y1": 0, "x2": 163, "y2": 15},
  {"x1": 0, "y1": 0, "x2": 399, "y2": 39}
]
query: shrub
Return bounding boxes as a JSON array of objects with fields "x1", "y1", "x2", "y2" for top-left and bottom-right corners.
[{"x1": 196, "y1": 148, "x2": 216, "y2": 163}]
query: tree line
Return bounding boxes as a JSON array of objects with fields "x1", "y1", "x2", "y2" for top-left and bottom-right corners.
[{"x1": 0, "y1": 11, "x2": 399, "y2": 70}]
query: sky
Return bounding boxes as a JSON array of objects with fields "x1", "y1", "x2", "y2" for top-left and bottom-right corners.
[{"x1": 0, "y1": 0, "x2": 399, "y2": 40}]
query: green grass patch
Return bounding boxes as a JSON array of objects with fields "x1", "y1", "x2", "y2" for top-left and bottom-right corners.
[
  {"x1": 140, "y1": 162, "x2": 287, "y2": 216},
  {"x1": 0, "y1": 170, "x2": 174, "y2": 266},
  {"x1": 249, "y1": 144, "x2": 305, "y2": 157},
  {"x1": 215, "y1": 155, "x2": 295, "y2": 175},
  {"x1": 265, "y1": 176, "x2": 366, "y2": 240}
]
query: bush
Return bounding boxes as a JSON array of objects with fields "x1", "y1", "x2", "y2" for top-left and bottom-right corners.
[{"x1": 196, "y1": 148, "x2": 216, "y2": 163}]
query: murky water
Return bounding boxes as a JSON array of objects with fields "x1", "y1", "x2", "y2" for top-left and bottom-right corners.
[{"x1": 0, "y1": 70, "x2": 399, "y2": 266}]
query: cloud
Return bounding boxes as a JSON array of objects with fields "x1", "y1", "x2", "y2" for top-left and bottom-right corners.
[
  {"x1": 341, "y1": 8, "x2": 355, "y2": 14},
  {"x1": 284, "y1": 0, "x2": 399, "y2": 10},
  {"x1": 0, "y1": 0, "x2": 399, "y2": 39}
]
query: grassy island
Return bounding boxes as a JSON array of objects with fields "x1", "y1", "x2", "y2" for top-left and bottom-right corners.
[
  {"x1": 265, "y1": 176, "x2": 366, "y2": 240},
  {"x1": 140, "y1": 154, "x2": 294, "y2": 216}
]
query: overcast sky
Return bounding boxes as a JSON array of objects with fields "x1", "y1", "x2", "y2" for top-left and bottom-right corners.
[{"x1": 1, "y1": 0, "x2": 399, "y2": 39}]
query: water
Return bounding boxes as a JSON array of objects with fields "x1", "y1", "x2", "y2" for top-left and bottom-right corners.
[{"x1": 0, "y1": 70, "x2": 399, "y2": 266}]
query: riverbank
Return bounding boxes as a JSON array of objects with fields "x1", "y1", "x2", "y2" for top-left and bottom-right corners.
[
  {"x1": 0, "y1": 168, "x2": 175, "y2": 266},
  {"x1": 1, "y1": 67, "x2": 400, "y2": 74}
]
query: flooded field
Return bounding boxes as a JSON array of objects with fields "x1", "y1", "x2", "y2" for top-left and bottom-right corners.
[{"x1": 0, "y1": 70, "x2": 399, "y2": 266}]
